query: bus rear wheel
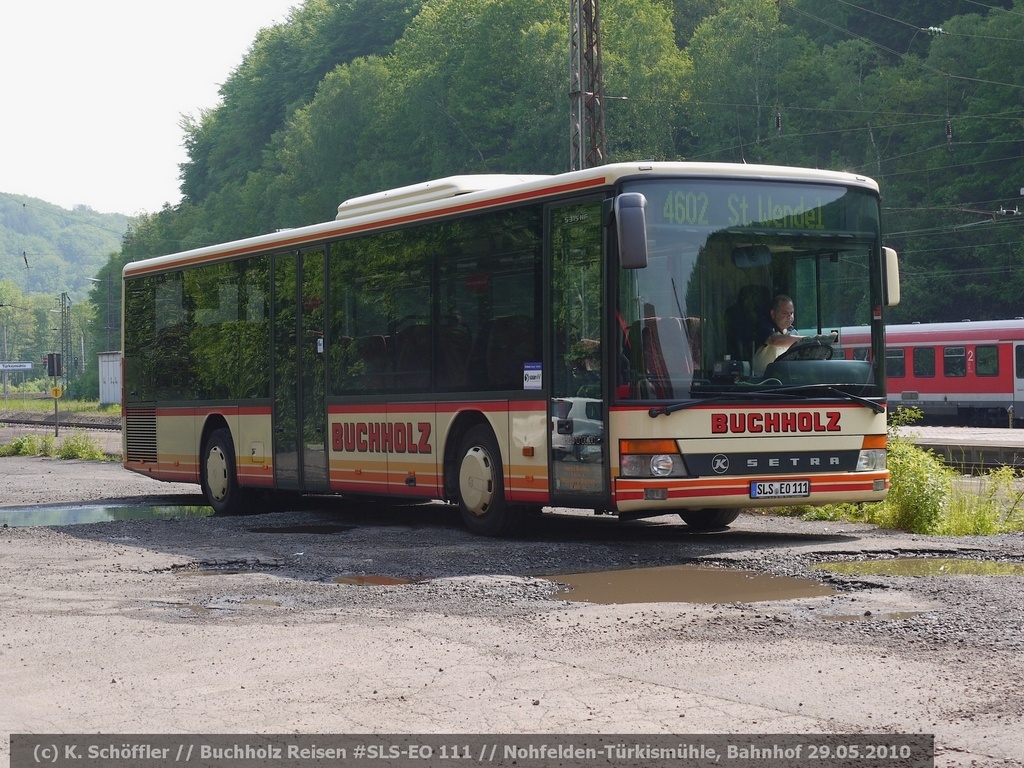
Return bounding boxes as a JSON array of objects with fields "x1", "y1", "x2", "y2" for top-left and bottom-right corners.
[
  {"x1": 201, "y1": 428, "x2": 247, "y2": 515},
  {"x1": 679, "y1": 508, "x2": 740, "y2": 530},
  {"x1": 456, "y1": 425, "x2": 524, "y2": 536}
]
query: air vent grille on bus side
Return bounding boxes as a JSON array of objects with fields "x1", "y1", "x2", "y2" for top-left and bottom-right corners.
[{"x1": 124, "y1": 407, "x2": 158, "y2": 463}]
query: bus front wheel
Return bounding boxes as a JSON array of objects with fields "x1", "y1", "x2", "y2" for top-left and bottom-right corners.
[
  {"x1": 201, "y1": 428, "x2": 245, "y2": 515},
  {"x1": 456, "y1": 425, "x2": 523, "y2": 536},
  {"x1": 679, "y1": 508, "x2": 740, "y2": 530}
]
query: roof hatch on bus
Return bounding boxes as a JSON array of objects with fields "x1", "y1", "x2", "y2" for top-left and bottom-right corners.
[{"x1": 335, "y1": 174, "x2": 550, "y2": 220}]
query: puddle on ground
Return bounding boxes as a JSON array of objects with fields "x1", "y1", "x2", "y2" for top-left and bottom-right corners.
[
  {"x1": 0, "y1": 504, "x2": 215, "y2": 528},
  {"x1": 549, "y1": 564, "x2": 834, "y2": 604},
  {"x1": 813, "y1": 558, "x2": 1024, "y2": 577},
  {"x1": 333, "y1": 575, "x2": 413, "y2": 586}
]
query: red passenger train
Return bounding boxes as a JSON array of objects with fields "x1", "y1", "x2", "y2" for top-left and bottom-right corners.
[{"x1": 838, "y1": 319, "x2": 1024, "y2": 426}]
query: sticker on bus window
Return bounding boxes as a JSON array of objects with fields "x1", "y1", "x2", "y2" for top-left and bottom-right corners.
[{"x1": 524, "y1": 362, "x2": 542, "y2": 390}]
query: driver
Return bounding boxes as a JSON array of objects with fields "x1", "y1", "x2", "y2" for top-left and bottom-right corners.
[{"x1": 752, "y1": 294, "x2": 802, "y2": 376}]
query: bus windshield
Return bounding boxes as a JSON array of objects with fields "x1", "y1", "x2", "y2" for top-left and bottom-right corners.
[{"x1": 616, "y1": 178, "x2": 883, "y2": 401}]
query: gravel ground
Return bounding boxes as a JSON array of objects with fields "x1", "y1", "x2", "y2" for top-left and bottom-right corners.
[{"x1": 1, "y1": 456, "x2": 1023, "y2": 767}]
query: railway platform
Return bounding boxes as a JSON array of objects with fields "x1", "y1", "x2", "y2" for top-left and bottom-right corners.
[{"x1": 897, "y1": 425, "x2": 1024, "y2": 469}]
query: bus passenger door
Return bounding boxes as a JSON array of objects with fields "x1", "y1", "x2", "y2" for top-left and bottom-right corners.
[
  {"x1": 272, "y1": 248, "x2": 329, "y2": 492},
  {"x1": 549, "y1": 199, "x2": 609, "y2": 506}
]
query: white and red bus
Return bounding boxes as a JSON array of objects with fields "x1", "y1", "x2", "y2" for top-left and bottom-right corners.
[
  {"x1": 837, "y1": 319, "x2": 1024, "y2": 426},
  {"x1": 122, "y1": 162, "x2": 900, "y2": 535}
]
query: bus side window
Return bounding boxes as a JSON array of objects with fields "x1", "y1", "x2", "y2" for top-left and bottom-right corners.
[
  {"x1": 353, "y1": 334, "x2": 390, "y2": 389},
  {"x1": 485, "y1": 315, "x2": 535, "y2": 390},
  {"x1": 437, "y1": 322, "x2": 472, "y2": 388},
  {"x1": 395, "y1": 324, "x2": 432, "y2": 390}
]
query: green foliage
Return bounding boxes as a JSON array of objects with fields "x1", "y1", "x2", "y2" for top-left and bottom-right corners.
[
  {"x1": 870, "y1": 437, "x2": 950, "y2": 533},
  {"x1": 55, "y1": 431, "x2": 107, "y2": 461},
  {"x1": 0, "y1": 433, "x2": 56, "y2": 458},
  {"x1": 887, "y1": 405, "x2": 923, "y2": 429},
  {"x1": 0, "y1": 430, "x2": 107, "y2": 460},
  {"x1": 936, "y1": 466, "x2": 1024, "y2": 535},
  {"x1": 782, "y1": 438, "x2": 1024, "y2": 535},
  {"x1": 773, "y1": 405, "x2": 1024, "y2": 535},
  {"x1": 0, "y1": 194, "x2": 128, "y2": 294}
]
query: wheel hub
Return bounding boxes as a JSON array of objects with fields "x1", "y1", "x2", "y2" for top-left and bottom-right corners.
[
  {"x1": 459, "y1": 446, "x2": 494, "y2": 517},
  {"x1": 205, "y1": 445, "x2": 229, "y2": 502}
]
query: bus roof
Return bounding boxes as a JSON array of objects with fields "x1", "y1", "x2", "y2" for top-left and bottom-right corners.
[
  {"x1": 335, "y1": 175, "x2": 551, "y2": 220},
  {"x1": 124, "y1": 161, "x2": 881, "y2": 279}
]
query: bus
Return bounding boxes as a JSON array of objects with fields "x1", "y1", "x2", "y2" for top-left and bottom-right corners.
[
  {"x1": 122, "y1": 162, "x2": 900, "y2": 535},
  {"x1": 838, "y1": 319, "x2": 1024, "y2": 427}
]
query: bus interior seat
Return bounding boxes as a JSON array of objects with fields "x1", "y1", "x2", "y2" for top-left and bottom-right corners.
[{"x1": 628, "y1": 316, "x2": 694, "y2": 398}]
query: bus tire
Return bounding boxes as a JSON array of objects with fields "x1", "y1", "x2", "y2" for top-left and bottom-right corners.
[
  {"x1": 201, "y1": 428, "x2": 247, "y2": 515},
  {"x1": 456, "y1": 424, "x2": 524, "y2": 536},
  {"x1": 679, "y1": 508, "x2": 740, "y2": 530}
]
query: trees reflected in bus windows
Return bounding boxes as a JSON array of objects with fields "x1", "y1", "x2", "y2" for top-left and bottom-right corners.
[
  {"x1": 122, "y1": 257, "x2": 271, "y2": 403},
  {"x1": 328, "y1": 207, "x2": 543, "y2": 395}
]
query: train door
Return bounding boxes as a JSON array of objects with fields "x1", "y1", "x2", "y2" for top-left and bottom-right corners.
[
  {"x1": 272, "y1": 248, "x2": 329, "y2": 492},
  {"x1": 1014, "y1": 343, "x2": 1024, "y2": 420}
]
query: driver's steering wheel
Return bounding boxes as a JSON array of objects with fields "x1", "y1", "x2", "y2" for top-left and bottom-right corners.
[{"x1": 773, "y1": 335, "x2": 834, "y2": 363}]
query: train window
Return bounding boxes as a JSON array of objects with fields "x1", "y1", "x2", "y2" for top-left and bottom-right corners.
[
  {"x1": 976, "y1": 345, "x2": 999, "y2": 377},
  {"x1": 885, "y1": 348, "x2": 905, "y2": 378},
  {"x1": 912, "y1": 347, "x2": 935, "y2": 378},
  {"x1": 1017, "y1": 346, "x2": 1024, "y2": 378},
  {"x1": 852, "y1": 348, "x2": 870, "y2": 361},
  {"x1": 943, "y1": 346, "x2": 966, "y2": 377}
]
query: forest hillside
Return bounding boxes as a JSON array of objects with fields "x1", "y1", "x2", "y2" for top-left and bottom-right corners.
[{"x1": 5, "y1": 0, "x2": 1024, "y2": 398}]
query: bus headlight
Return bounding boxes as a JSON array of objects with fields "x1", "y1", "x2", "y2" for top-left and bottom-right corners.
[
  {"x1": 856, "y1": 435, "x2": 887, "y2": 471},
  {"x1": 650, "y1": 454, "x2": 675, "y2": 477},
  {"x1": 856, "y1": 449, "x2": 887, "y2": 471},
  {"x1": 619, "y1": 439, "x2": 687, "y2": 478}
]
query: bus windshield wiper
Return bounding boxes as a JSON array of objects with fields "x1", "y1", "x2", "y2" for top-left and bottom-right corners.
[
  {"x1": 765, "y1": 384, "x2": 885, "y2": 413},
  {"x1": 648, "y1": 390, "x2": 794, "y2": 417},
  {"x1": 648, "y1": 384, "x2": 884, "y2": 417}
]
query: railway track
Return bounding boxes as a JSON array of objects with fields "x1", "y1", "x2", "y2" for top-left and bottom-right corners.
[{"x1": 0, "y1": 417, "x2": 121, "y2": 432}]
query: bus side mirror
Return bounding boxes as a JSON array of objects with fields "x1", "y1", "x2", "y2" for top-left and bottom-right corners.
[
  {"x1": 884, "y1": 246, "x2": 900, "y2": 306},
  {"x1": 615, "y1": 193, "x2": 648, "y2": 270}
]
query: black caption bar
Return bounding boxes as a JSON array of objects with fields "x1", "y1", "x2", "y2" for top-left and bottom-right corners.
[{"x1": 11, "y1": 734, "x2": 933, "y2": 768}]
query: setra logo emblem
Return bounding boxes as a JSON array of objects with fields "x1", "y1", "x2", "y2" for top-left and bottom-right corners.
[{"x1": 711, "y1": 454, "x2": 730, "y2": 474}]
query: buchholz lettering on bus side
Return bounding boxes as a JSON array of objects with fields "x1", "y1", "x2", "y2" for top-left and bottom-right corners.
[
  {"x1": 331, "y1": 421, "x2": 433, "y2": 454},
  {"x1": 710, "y1": 411, "x2": 842, "y2": 434}
]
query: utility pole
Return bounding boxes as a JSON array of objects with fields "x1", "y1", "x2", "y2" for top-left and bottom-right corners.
[
  {"x1": 569, "y1": 0, "x2": 606, "y2": 170},
  {"x1": 59, "y1": 292, "x2": 72, "y2": 388}
]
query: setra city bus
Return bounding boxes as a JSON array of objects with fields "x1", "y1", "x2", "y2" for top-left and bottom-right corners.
[{"x1": 122, "y1": 162, "x2": 900, "y2": 535}]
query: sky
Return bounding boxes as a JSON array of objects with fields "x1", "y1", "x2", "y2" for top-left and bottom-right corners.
[{"x1": 1, "y1": 1, "x2": 299, "y2": 215}]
